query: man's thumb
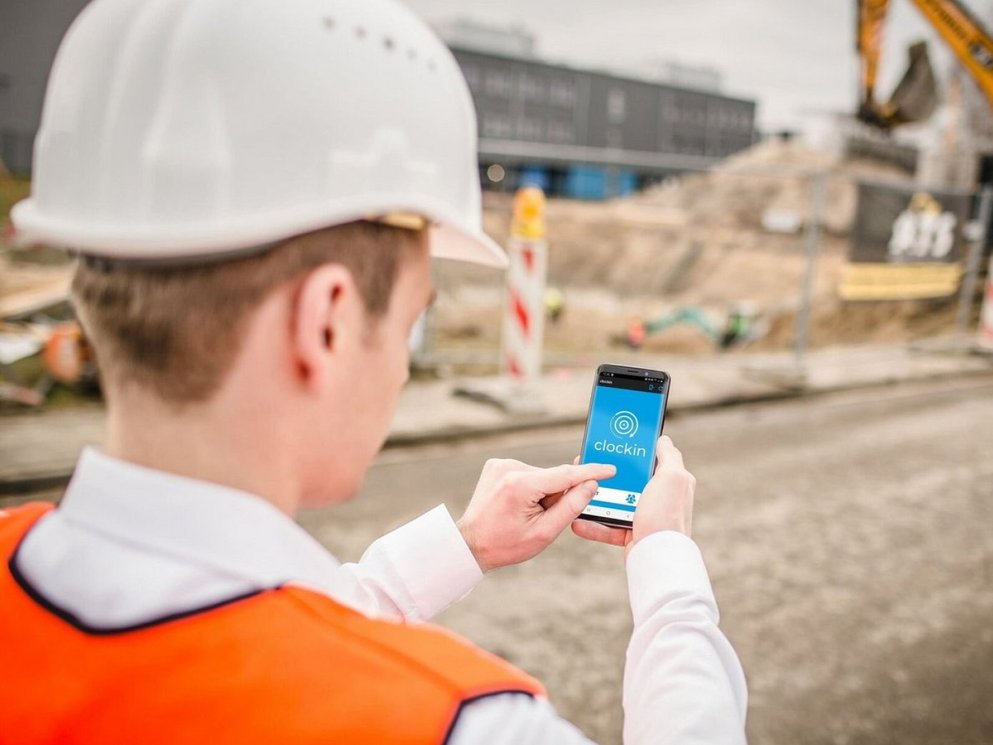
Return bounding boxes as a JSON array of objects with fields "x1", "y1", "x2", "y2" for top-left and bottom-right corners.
[{"x1": 543, "y1": 479, "x2": 598, "y2": 532}]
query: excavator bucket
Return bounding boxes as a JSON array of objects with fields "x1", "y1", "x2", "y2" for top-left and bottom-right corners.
[
  {"x1": 860, "y1": 40, "x2": 939, "y2": 129},
  {"x1": 885, "y1": 41, "x2": 938, "y2": 125}
]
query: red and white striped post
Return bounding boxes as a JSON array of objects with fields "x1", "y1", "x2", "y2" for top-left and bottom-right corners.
[{"x1": 502, "y1": 186, "x2": 548, "y2": 381}]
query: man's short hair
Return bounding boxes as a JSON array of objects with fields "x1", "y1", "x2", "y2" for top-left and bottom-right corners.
[{"x1": 72, "y1": 221, "x2": 422, "y2": 405}]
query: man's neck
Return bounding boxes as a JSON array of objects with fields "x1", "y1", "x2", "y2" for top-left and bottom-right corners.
[{"x1": 103, "y1": 391, "x2": 301, "y2": 515}]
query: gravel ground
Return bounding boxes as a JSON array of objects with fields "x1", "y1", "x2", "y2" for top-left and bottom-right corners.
[
  {"x1": 6, "y1": 377, "x2": 991, "y2": 744},
  {"x1": 299, "y1": 377, "x2": 993, "y2": 744}
]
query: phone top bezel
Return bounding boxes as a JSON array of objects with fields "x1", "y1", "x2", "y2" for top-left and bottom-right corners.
[{"x1": 577, "y1": 363, "x2": 671, "y2": 530}]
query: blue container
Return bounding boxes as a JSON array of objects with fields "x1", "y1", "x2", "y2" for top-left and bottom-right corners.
[
  {"x1": 603, "y1": 167, "x2": 639, "y2": 198},
  {"x1": 564, "y1": 166, "x2": 607, "y2": 200},
  {"x1": 519, "y1": 166, "x2": 551, "y2": 192},
  {"x1": 616, "y1": 169, "x2": 639, "y2": 196}
]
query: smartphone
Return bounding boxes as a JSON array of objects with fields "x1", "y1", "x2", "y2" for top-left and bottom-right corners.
[{"x1": 577, "y1": 364, "x2": 670, "y2": 529}]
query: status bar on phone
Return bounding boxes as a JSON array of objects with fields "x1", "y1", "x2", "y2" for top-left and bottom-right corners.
[{"x1": 596, "y1": 375, "x2": 665, "y2": 393}]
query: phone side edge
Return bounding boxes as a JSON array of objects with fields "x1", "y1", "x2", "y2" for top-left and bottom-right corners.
[
  {"x1": 577, "y1": 512, "x2": 634, "y2": 529},
  {"x1": 576, "y1": 369, "x2": 601, "y2": 466}
]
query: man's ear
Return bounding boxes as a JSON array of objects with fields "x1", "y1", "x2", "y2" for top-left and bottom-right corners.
[{"x1": 291, "y1": 263, "x2": 359, "y2": 392}]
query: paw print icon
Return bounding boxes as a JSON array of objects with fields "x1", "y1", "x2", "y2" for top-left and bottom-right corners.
[{"x1": 625, "y1": 494, "x2": 637, "y2": 505}]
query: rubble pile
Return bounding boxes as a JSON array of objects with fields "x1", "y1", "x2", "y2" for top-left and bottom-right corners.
[
  {"x1": 624, "y1": 138, "x2": 910, "y2": 235},
  {"x1": 433, "y1": 140, "x2": 955, "y2": 355}
]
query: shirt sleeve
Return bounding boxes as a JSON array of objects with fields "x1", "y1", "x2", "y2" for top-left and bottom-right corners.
[
  {"x1": 328, "y1": 504, "x2": 484, "y2": 622},
  {"x1": 446, "y1": 533, "x2": 746, "y2": 745},
  {"x1": 623, "y1": 531, "x2": 748, "y2": 745}
]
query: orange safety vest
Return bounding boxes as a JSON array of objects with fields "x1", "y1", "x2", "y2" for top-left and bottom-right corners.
[{"x1": 0, "y1": 503, "x2": 545, "y2": 744}]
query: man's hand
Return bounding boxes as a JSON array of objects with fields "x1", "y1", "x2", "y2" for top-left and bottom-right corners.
[
  {"x1": 572, "y1": 436, "x2": 695, "y2": 557},
  {"x1": 458, "y1": 459, "x2": 616, "y2": 572}
]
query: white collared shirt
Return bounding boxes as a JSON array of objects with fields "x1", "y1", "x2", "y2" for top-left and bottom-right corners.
[{"x1": 14, "y1": 448, "x2": 747, "y2": 744}]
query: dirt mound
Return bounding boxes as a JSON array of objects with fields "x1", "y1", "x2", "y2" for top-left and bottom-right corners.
[
  {"x1": 433, "y1": 140, "x2": 951, "y2": 359},
  {"x1": 623, "y1": 139, "x2": 910, "y2": 235},
  {"x1": 466, "y1": 140, "x2": 914, "y2": 299}
]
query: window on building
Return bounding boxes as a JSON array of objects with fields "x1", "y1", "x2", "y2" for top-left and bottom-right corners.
[
  {"x1": 739, "y1": 109, "x2": 753, "y2": 131},
  {"x1": 462, "y1": 65, "x2": 481, "y2": 92},
  {"x1": 515, "y1": 116, "x2": 544, "y2": 141},
  {"x1": 659, "y1": 92, "x2": 678, "y2": 123},
  {"x1": 549, "y1": 79, "x2": 576, "y2": 107},
  {"x1": 674, "y1": 131, "x2": 705, "y2": 155},
  {"x1": 519, "y1": 73, "x2": 544, "y2": 102},
  {"x1": 717, "y1": 110, "x2": 727, "y2": 131},
  {"x1": 484, "y1": 70, "x2": 513, "y2": 98},
  {"x1": 677, "y1": 101, "x2": 701, "y2": 125},
  {"x1": 607, "y1": 88, "x2": 626, "y2": 123},
  {"x1": 481, "y1": 113, "x2": 514, "y2": 139},
  {"x1": 547, "y1": 120, "x2": 574, "y2": 143}
]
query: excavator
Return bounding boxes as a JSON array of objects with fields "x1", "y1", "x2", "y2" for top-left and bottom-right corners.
[{"x1": 857, "y1": 0, "x2": 993, "y2": 129}]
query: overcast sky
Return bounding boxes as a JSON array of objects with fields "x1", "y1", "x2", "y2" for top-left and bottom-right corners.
[{"x1": 403, "y1": 0, "x2": 993, "y2": 132}]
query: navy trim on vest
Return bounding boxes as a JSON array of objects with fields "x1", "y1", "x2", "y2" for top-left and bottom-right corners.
[
  {"x1": 6, "y1": 527, "x2": 269, "y2": 636},
  {"x1": 441, "y1": 690, "x2": 537, "y2": 745}
]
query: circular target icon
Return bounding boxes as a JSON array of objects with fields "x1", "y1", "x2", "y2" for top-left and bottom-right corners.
[{"x1": 609, "y1": 410, "x2": 639, "y2": 438}]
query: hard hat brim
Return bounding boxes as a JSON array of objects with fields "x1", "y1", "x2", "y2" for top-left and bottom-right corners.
[
  {"x1": 12, "y1": 197, "x2": 508, "y2": 269},
  {"x1": 430, "y1": 223, "x2": 508, "y2": 269}
]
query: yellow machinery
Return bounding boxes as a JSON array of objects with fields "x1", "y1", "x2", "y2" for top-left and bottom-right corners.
[{"x1": 857, "y1": 0, "x2": 993, "y2": 129}]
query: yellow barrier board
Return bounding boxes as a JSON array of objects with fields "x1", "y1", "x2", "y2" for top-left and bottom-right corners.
[{"x1": 838, "y1": 262, "x2": 963, "y2": 301}]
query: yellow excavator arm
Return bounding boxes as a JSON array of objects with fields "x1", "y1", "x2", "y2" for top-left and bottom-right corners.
[
  {"x1": 909, "y1": 0, "x2": 993, "y2": 105},
  {"x1": 857, "y1": 0, "x2": 993, "y2": 129},
  {"x1": 858, "y1": 0, "x2": 892, "y2": 107}
]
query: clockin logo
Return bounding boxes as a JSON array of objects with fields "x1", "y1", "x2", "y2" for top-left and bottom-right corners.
[
  {"x1": 595, "y1": 410, "x2": 647, "y2": 457},
  {"x1": 609, "y1": 410, "x2": 639, "y2": 438}
]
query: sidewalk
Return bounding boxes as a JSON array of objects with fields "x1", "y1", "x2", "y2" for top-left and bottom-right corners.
[{"x1": 2, "y1": 342, "x2": 991, "y2": 494}]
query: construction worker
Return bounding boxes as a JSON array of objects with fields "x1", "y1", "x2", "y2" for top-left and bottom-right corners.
[
  {"x1": 544, "y1": 286, "x2": 565, "y2": 324},
  {"x1": 3, "y1": 0, "x2": 746, "y2": 742}
]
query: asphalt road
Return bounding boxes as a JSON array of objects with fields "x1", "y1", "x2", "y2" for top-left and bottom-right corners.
[
  {"x1": 6, "y1": 377, "x2": 992, "y2": 744},
  {"x1": 298, "y1": 376, "x2": 993, "y2": 745}
]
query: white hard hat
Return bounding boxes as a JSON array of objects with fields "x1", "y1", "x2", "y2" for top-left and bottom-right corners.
[{"x1": 12, "y1": 0, "x2": 507, "y2": 268}]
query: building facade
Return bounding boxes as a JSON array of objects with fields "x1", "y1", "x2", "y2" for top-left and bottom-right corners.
[
  {"x1": 452, "y1": 46, "x2": 756, "y2": 198},
  {"x1": 0, "y1": 0, "x2": 92, "y2": 174}
]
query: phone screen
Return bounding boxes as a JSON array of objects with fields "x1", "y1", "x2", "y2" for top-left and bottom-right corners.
[{"x1": 579, "y1": 369, "x2": 667, "y2": 525}]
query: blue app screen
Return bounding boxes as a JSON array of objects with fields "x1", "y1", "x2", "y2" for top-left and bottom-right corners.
[{"x1": 580, "y1": 373, "x2": 666, "y2": 521}]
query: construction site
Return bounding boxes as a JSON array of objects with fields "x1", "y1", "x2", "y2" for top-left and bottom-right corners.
[
  {"x1": 430, "y1": 138, "x2": 957, "y2": 364},
  {"x1": 2, "y1": 0, "x2": 993, "y2": 744},
  {"x1": 3, "y1": 135, "x2": 984, "y2": 401},
  {"x1": 5, "y1": 1, "x2": 993, "y2": 396}
]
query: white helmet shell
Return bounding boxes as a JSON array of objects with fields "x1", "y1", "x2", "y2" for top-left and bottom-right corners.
[{"x1": 12, "y1": 0, "x2": 507, "y2": 268}]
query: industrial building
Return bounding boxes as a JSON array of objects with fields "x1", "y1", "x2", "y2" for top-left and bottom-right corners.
[
  {"x1": 1, "y1": 0, "x2": 92, "y2": 175},
  {"x1": 2, "y1": 7, "x2": 757, "y2": 200},
  {"x1": 449, "y1": 41, "x2": 756, "y2": 199}
]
